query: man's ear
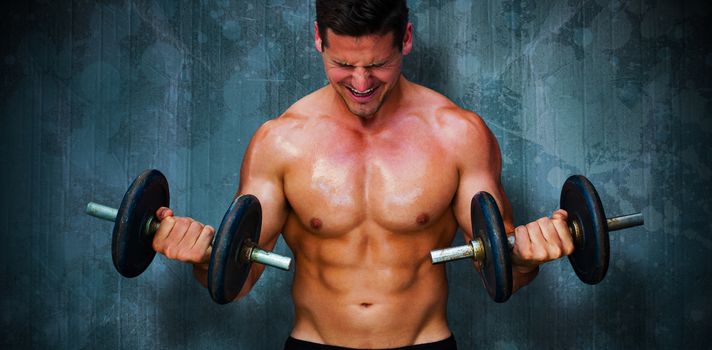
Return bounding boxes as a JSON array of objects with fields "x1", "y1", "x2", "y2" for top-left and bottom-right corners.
[
  {"x1": 401, "y1": 22, "x2": 413, "y2": 56},
  {"x1": 314, "y1": 21, "x2": 323, "y2": 53}
]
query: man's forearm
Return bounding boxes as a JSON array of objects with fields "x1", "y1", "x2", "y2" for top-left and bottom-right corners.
[
  {"x1": 193, "y1": 263, "x2": 209, "y2": 288},
  {"x1": 512, "y1": 264, "x2": 539, "y2": 293}
]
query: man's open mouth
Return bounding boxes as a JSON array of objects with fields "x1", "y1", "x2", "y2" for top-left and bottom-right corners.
[{"x1": 347, "y1": 86, "x2": 378, "y2": 98}]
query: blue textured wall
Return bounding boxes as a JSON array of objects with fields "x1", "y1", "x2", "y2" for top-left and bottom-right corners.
[{"x1": 1, "y1": 0, "x2": 710, "y2": 348}]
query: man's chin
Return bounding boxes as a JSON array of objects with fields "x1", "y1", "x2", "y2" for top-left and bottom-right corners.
[
  {"x1": 344, "y1": 99, "x2": 383, "y2": 118},
  {"x1": 335, "y1": 90, "x2": 383, "y2": 119},
  {"x1": 347, "y1": 106, "x2": 379, "y2": 119}
]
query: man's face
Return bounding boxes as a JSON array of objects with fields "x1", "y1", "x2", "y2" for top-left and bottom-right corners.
[{"x1": 315, "y1": 25, "x2": 413, "y2": 119}]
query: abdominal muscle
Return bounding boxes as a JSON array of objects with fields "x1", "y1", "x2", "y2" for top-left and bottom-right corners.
[{"x1": 283, "y1": 220, "x2": 454, "y2": 348}]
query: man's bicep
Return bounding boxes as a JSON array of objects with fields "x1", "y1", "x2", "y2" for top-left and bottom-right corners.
[
  {"x1": 237, "y1": 123, "x2": 289, "y2": 250},
  {"x1": 452, "y1": 115, "x2": 513, "y2": 240},
  {"x1": 454, "y1": 173, "x2": 510, "y2": 239},
  {"x1": 238, "y1": 177, "x2": 288, "y2": 250}
]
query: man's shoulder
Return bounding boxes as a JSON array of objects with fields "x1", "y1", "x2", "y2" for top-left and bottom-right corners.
[
  {"x1": 408, "y1": 84, "x2": 501, "y2": 169},
  {"x1": 407, "y1": 83, "x2": 493, "y2": 145},
  {"x1": 249, "y1": 88, "x2": 330, "y2": 158},
  {"x1": 250, "y1": 114, "x2": 304, "y2": 152},
  {"x1": 282, "y1": 85, "x2": 330, "y2": 118},
  {"x1": 260, "y1": 87, "x2": 322, "y2": 125}
]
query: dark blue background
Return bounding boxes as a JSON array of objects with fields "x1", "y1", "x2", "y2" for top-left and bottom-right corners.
[{"x1": 1, "y1": 0, "x2": 710, "y2": 348}]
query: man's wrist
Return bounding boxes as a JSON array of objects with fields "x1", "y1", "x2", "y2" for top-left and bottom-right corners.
[
  {"x1": 193, "y1": 262, "x2": 209, "y2": 271},
  {"x1": 513, "y1": 263, "x2": 540, "y2": 276},
  {"x1": 192, "y1": 263, "x2": 209, "y2": 288}
]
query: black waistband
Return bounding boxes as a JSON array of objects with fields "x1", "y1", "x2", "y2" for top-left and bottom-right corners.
[{"x1": 284, "y1": 334, "x2": 457, "y2": 350}]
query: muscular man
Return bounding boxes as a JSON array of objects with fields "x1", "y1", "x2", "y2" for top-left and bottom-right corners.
[{"x1": 151, "y1": 1, "x2": 574, "y2": 349}]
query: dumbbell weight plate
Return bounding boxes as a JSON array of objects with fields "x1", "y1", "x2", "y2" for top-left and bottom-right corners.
[
  {"x1": 561, "y1": 175, "x2": 609, "y2": 284},
  {"x1": 208, "y1": 194, "x2": 262, "y2": 304},
  {"x1": 472, "y1": 192, "x2": 512, "y2": 303},
  {"x1": 112, "y1": 169, "x2": 170, "y2": 278}
]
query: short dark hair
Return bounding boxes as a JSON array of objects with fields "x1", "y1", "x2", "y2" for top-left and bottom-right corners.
[{"x1": 316, "y1": 0, "x2": 409, "y2": 50}]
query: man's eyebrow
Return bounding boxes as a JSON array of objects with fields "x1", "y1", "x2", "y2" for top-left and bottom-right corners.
[
  {"x1": 331, "y1": 59, "x2": 389, "y2": 68},
  {"x1": 333, "y1": 60, "x2": 352, "y2": 67},
  {"x1": 328, "y1": 57, "x2": 350, "y2": 66}
]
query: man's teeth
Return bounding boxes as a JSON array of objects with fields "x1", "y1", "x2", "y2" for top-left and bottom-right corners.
[{"x1": 349, "y1": 87, "x2": 375, "y2": 96}]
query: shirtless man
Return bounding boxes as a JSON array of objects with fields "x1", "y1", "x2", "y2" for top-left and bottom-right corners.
[{"x1": 151, "y1": 1, "x2": 574, "y2": 349}]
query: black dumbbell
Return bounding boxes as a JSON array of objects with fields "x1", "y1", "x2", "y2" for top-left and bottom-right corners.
[
  {"x1": 86, "y1": 169, "x2": 291, "y2": 304},
  {"x1": 430, "y1": 175, "x2": 644, "y2": 303}
]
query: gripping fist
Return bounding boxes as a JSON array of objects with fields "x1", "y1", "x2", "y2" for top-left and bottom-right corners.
[
  {"x1": 151, "y1": 207, "x2": 215, "y2": 266},
  {"x1": 511, "y1": 209, "x2": 575, "y2": 273}
]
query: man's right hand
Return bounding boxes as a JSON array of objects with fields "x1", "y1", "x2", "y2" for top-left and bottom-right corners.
[{"x1": 151, "y1": 207, "x2": 215, "y2": 268}]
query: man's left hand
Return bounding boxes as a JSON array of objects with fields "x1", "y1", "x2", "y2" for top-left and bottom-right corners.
[{"x1": 511, "y1": 209, "x2": 575, "y2": 274}]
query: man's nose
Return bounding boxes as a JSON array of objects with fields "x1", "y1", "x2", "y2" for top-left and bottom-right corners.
[{"x1": 351, "y1": 67, "x2": 371, "y2": 91}]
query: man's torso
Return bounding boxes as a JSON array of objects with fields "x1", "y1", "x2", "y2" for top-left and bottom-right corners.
[{"x1": 265, "y1": 79, "x2": 477, "y2": 348}]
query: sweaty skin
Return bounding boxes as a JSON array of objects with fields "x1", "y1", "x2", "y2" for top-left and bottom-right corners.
[
  {"x1": 152, "y1": 24, "x2": 575, "y2": 349},
  {"x1": 240, "y1": 81, "x2": 508, "y2": 348}
]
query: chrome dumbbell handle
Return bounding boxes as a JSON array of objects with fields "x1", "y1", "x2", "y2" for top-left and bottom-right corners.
[
  {"x1": 605, "y1": 213, "x2": 644, "y2": 231},
  {"x1": 430, "y1": 213, "x2": 644, "y2": 264},
  {"x1": 86, "y1": 202, "x2": 118, "y2": 222},
  {"x1": 86, "y1": 201, "x2": 292, "y2": 271}
]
